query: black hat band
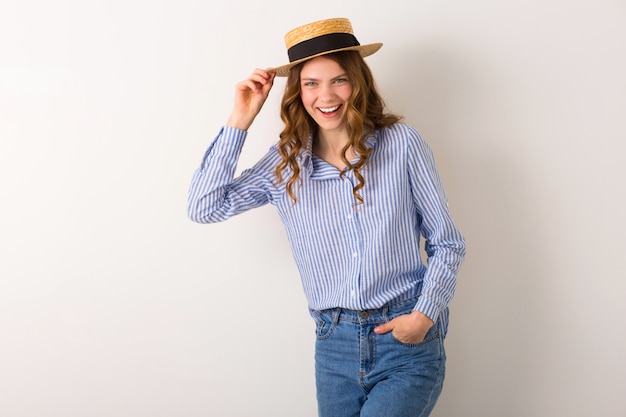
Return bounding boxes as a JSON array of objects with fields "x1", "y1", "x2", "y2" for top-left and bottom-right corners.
[{"x1": 287, "y1": 32, "x2": 360, "y2": 63}]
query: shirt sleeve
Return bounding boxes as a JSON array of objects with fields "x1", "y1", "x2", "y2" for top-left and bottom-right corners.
[
  {"x1": 406, "y1": 127, "x2": 466, "y2": 321},
  {"x1": 187, "y1": 126, "x2": 282, "y2": 223}
]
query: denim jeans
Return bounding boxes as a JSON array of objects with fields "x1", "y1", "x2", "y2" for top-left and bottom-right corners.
[{"x1": 313, "y1": 296, "x2": 446, "y2": 417}]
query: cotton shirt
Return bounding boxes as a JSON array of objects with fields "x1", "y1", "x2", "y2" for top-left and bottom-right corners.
[{"x1": 188, "y1": 123, "x2": 465, "y2": 329}]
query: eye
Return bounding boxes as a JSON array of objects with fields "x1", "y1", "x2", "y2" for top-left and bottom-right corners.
[
  {"x1": 302, "y1": 81, "x2": 317, "y2": 87},
  {"x1": 334, "y1": 78, "x2": 348, "y2": 84}
]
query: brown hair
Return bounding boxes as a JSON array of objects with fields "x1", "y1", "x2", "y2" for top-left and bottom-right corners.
[{"x1": 275, "y1": 50, "x2": 401, "y2": 205}]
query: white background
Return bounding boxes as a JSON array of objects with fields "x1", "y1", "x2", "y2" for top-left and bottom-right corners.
[{"x1": 1, "y1": 1, "x2": 625, "y2": 416}]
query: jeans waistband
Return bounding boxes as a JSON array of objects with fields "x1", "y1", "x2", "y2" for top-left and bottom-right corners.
[{"x1": 316, "y1": 295, "x2": 421, "y2": 324}]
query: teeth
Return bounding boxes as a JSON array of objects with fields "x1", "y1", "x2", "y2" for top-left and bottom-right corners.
[{"x1": 319, "y1": 105, "x2": 340, "y2": 113}]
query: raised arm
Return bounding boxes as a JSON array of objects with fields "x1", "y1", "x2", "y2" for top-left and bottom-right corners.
[{"x1": 187, "y1": 69, "x2": 280, "y2": 223}]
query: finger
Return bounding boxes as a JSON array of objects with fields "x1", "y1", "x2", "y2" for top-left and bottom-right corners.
[
  {"x1": 236, "y1": 79, "x2": 263, "y2": 94},
  {"x1": 249, "y1": 69, "x2": 272, "y2": 85},
  {"x1": 260, "y1": 73, "x2": 275, "y2": 94},
  {"x1": 236, "y1": 70, "x2": 274, "y2": 94},
  {"x1": 248, "y1": 74, "x2": 269, "y2": 86},
  {"x1": 253, "y1": 68, "x2": 272, "y2": 79},
  {"x1": 374, "y1": 321, "x2": 393, "y2": 334}
]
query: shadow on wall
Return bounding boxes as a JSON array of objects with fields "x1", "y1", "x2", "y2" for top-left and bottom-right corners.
[{"x1": 375, "y1": 41, "x2": 550, "y2": 416}]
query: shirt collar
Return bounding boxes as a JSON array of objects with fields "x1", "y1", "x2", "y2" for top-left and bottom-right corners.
[
  {"x1": 298, "y1": 129, "x2": 379, "y2": 180},
  {"x1": 296, "y1": 134, "x2": 314, "y2": 178}
]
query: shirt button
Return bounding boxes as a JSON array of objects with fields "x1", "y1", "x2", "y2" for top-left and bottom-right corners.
[
  {"x1": 347, "y1": 214, "x2": 352, "y2": 220},
  {"x1": 352, "y1": 252, "x2": 358, "y2": 258}
]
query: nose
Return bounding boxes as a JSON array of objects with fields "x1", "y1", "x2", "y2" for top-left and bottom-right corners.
[{"x1": 319, "y1": 83, "x2": 336, "y2": 102}]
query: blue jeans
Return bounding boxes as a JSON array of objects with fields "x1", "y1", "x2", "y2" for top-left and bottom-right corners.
[{"x1": 313, "y1": 296, "x2": 446, "y2": 417}]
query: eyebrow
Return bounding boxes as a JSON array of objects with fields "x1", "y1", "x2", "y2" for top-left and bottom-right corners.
[{"x1": 300, "y1": 73, "x2": 348, "y2": 82}]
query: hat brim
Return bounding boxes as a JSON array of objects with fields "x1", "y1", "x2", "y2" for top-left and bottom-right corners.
[{"x1": 268, "y1": 42, "x2": 383, "y2": 77}]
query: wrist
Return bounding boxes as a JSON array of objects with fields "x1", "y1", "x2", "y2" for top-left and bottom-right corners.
[
  {"x1": 226, "y1": 114, "x2": 252, "y2": 131},
  {"x1": 410, "y1": 310, "x2": 434, "y2": 325}
]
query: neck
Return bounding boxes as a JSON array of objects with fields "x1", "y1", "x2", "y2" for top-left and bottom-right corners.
[
  {"x1": 313, "y1": 129, "x2": 355, "y2": 169},
  {"x1": 314, "y1": 129, "x2": 350, "y2": 157}
]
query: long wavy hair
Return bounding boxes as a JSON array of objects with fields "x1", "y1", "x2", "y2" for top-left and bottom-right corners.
[{"x1": 275, "y1": 50, "x2": 402, "y2": 205}]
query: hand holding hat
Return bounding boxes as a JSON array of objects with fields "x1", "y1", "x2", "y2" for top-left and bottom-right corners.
[{"x1": 226, "y1": 68, "x2": 275, "y2": 131}]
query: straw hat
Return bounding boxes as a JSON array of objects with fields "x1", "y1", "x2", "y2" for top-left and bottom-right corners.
[{"x1": 270, "y1": 18, "x2": 382, "y2": 76}]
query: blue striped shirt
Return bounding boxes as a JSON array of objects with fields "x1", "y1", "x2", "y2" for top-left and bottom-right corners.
[{"x1": 188, "y1": 123, "x2": 465, "y2": 329}]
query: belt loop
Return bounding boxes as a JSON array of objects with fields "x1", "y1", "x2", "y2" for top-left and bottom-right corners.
[
  {"x1": 382, "y1": 305, "x2": 389, "y2": 322},
  {"x1": 332, "y1": 307, "x2": 341, "y2": 324}
]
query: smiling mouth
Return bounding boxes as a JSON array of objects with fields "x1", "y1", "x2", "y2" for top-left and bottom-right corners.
[{"x1": 318, "y1": 105, "x2": 340, "y2": 114}]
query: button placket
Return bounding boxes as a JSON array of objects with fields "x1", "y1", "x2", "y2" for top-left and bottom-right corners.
[{"x1": 342, "y1": 169, "x2": 363, "y2": 308}]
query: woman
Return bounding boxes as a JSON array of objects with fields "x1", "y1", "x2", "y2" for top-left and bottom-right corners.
[{"x1": 188, "y1": 17, "x2": 465, "y2": 417}]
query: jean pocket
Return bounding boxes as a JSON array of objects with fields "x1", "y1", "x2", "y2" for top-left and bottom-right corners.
[{"x1": 315, "y1": 311, "x2": 337, "y2": 340}]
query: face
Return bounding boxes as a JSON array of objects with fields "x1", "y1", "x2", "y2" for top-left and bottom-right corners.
[{"x1": 299, "y1": 56, "x2": 353, "y2": 136}]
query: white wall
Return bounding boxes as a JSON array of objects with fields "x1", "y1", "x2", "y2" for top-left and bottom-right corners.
[{"x1": 1, "y1": 1, "x2": 625, "y2": 416}]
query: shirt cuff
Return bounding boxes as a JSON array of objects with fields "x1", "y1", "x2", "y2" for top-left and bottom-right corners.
[
  {"x1": 220, "y1": 125, "x2": 248, "y2": 144},
  {"x1": 412, "y1": 298, "x2": 441, "y2": 322}
]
